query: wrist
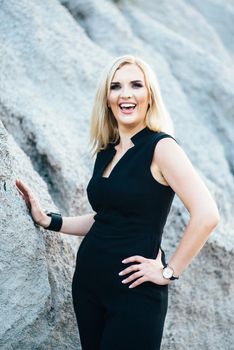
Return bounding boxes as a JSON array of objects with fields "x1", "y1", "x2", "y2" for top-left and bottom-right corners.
[
  {"x1": 44, "y1": 211, "x2": 63, "y2": 232},
  {"x1": 39, "y1": 214, "x2": 52, "y2": 228},
  {"x1": 167, "y1": 259, "x2": 182, "y2": 278}
]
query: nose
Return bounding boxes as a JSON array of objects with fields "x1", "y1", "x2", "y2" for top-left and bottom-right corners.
[{"x1": 120, "y1": 86, "x2": 133, "y2": 99}]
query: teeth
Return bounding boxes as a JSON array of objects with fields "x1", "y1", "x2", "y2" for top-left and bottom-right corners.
[{"x1": 119, "y1": 103, "x2": 136, "y2": 108}]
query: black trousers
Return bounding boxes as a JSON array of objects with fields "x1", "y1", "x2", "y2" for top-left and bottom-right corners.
[{"x1": 72, "y1": 245, "x2": 168, "y2": 350}]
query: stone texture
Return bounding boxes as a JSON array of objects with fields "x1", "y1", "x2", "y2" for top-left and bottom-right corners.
[
  {"x1": 0, "y1": 121, "x2": 80, "y2": 349},
  {"x1": 0, "y1": 0, "x2": 233, "y2": 349}
]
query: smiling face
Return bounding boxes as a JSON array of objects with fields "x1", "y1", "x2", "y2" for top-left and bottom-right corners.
[{"x1": 107, "y1": 63, "x2": 149, "y2": 129}]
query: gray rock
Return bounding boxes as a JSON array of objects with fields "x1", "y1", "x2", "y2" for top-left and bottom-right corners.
[
  {"x1": 0, "y1": 0, "x2": 233, "y2": 349},
  {"x1": 0, "y1": 0, "x2": 110, "y2": 215},
  {"x1": 0, "y1": 121, "x2": 80, "y2": 349},
  {"x1": 188, "y1": 0, "x2": 234, "y2": 58}
]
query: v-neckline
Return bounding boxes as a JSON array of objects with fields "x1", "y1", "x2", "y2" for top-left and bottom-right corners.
[
  {"x1": 101, "y1": 144, "x2": 135, "y2": 179},
  {"x1": 101, "y1": 125, "x2": 149, "y2": 180}
]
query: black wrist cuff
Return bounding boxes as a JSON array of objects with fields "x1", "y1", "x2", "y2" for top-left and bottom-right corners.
[{"x1": 45, "y1": 211, "x2": 63, "y2": 232}]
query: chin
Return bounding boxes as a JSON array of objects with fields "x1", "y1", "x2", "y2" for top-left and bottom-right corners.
[
  {"x1": 118, "y1": 113, "x2": 139, "y2": 121},
  {"x1": 118, "y1": 118, "x2": 138, "y2": 125}
]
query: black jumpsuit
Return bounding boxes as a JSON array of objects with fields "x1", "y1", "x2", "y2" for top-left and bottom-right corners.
[{"x1": 72, "y1": 126, "x2": 177, "y2": 350}]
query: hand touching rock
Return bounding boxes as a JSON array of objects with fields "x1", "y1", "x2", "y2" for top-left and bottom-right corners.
[{"x1": 15, "y1": 178, "x2": 51, "y2": 228}]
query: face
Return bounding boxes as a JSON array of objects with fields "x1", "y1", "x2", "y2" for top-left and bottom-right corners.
[{"x1": 107, "y1": 63, "x2": 149, "y2": 129}]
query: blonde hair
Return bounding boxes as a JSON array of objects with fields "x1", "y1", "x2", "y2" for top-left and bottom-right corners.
[{"x1": 89, "y1": 55, "x2": 174, "y2": 157}]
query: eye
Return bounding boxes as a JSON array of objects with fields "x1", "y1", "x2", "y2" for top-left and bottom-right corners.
[
  {"x1": 110, "y1": 84, "x2": 120, "y2": 90},
  {"x1": 132, "y1": 82, "x2": 143, "y2": 88}
]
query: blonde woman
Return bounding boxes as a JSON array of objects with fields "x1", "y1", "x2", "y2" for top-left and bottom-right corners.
[{"x1": 16, "y1": 55, "x2": 220, "y2": 350}]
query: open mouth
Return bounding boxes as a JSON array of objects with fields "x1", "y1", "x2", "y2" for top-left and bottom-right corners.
[{"x1": 119, "y1": 103, "x2": 137, "y2": 112}]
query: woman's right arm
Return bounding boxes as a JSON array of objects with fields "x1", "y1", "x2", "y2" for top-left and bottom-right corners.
[
  {"x1": 15, "y1": 178, "x2": 96, "y2": 237},
  {"x1": 49, "y1": 213, "x2": 96, "y2": 236}
]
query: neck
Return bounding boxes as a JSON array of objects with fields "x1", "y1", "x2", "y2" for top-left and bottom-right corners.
[{"x1": 116, "y1": 123, "x2": 146, "y2": 151}]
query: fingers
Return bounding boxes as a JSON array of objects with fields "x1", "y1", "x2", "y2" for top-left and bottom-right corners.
[
  {"x1": 119, "y1": 256, "x2": 148, "y2": 289},
  {"x1": 119, "y1": 254, "x2": 168, "y2": 288},
  {"x1": 16, "y1": 187, "x2": 24, "y2": 197},
  {"x1": 16, "y1": 185, "x2": 31, "y2": 208},
  {"x1": 122, "y1": 255, "x2": 147, "y2": 264},
  {"x1": 16, "y1": 179, "x2": 31, "y2": 197},
  {"x1": 15, "y1": 179, "x2": 45, "y2": 226},
  {"x1": 16, "y1": 179, "x2": 35, "y2": 200},
  {"x1": 15, "y1": 179, "x2": 36, "y2": 210},
  {"x1": 119, "y1": 263, "x2": 141, "y2": 276},
  {"x1": 121, "y1": 270, "x2": 145, "y2": 285},
  {"x1": 129, "y1": 276, "x2": 147, "y2": 289}
]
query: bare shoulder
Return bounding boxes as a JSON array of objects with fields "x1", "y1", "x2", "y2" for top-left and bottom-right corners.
[
  {"x1": 153, "y1": 136, "x2": 192, "y2": 170},
  {"x1": 152, "y1": 136, "x2": 218, "y2": 215},
  {"x1": 152, "y1": 136, "x2": 194, "y2": 186},
  {"x1": 153, "y1": 136, "x2": 184, "y2": 161},
  {"x1": 151, "y1": 136, "x2": 182, "y2": 186}
]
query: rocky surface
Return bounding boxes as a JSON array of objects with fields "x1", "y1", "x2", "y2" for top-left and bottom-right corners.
[
  {"x1": 0, "y1": 121, "x2": 80, "y2": 349},
  {"x1": 0, "y1": 0, "x2": 233, "y2": 349}
]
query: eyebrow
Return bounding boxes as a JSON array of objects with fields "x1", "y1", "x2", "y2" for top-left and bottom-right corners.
[{"x1": 110, "y1": 80, "x2": 143, "y2": 84}]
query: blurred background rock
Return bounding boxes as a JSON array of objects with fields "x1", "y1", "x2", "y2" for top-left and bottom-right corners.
[{"x1": 0, "y1": 0, "x2": 233, "y2": 349}]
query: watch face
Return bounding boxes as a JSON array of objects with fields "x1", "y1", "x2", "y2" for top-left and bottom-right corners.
[{"x1": 163, "y1": 266, "x2": 173, "y2": 279}]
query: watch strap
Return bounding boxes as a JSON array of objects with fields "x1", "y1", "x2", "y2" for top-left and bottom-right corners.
[{"x1": 169, "y1": 274, "x2": 179, "y2": 280}]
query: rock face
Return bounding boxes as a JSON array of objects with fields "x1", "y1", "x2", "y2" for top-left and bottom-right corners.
[
  {"x1": 0, "y1": 121, "x2": 80, "y2": 349},
  {"x1": 0, "y1": 0, "x2": 233, "y2": 349}
]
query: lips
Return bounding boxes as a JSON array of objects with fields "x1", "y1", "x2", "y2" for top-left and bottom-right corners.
[{"x1": 119, "y1": 103, "x2": 136, "y2": 113}]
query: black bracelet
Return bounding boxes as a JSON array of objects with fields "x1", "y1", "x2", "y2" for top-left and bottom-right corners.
[{"x1": 45, "y1": 211, "x2": 63, "y2": 232}]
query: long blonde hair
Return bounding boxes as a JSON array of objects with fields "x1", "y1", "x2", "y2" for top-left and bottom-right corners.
[{"x1": 89, "y1": 55, "x2": 174, "y2": 157}]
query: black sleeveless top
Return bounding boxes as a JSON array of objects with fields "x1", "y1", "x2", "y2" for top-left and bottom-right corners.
[{"x1": 86, "y1": 126, "x2": 177, "y2": 252}]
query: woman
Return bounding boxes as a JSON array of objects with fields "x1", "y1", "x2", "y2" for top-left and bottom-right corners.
[{"x1": 16, "y1": 55, "x2": 220, "y2": 350}]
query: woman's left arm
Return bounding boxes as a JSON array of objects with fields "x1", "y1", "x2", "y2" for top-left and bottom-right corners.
[{"x1": 156, "y1": 137, "x2": 220, "y2": 277}]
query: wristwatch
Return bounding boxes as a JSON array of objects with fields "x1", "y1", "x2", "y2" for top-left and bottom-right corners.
[{"x1": 162, "y1": 264, "x2": 179, "y2": 280}]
